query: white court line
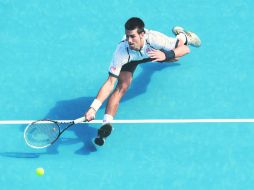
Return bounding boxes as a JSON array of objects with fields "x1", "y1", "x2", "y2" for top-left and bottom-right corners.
[{"x1": 0, "y1": 119, "x2": 254, "y2": 125}]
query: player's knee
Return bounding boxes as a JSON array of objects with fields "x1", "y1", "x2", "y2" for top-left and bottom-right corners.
[{"x1": 117, "y1": 82, "x2": 130, "y2": 95}]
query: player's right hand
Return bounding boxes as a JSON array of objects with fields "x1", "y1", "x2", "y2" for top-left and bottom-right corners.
[{"x1": 85, "y1": 108, "x2": 96, "y2": 121}]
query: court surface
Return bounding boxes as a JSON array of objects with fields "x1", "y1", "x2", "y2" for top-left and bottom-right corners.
[{"x1": 1, "y1": 0, "x2": 254, "y2": 189}]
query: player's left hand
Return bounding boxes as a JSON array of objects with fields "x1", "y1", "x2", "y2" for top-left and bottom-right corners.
[{"x1": 148, "y1": 49, "x2": 166, "y2": 62}]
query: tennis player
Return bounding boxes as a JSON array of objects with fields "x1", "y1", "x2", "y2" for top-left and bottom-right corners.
[{"x1": 84, "y1": 17, "x2": 201, "y2": 146}]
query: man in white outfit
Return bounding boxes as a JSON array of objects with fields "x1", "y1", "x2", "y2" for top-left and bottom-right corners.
[{"x1": 84, "y1": 17, "x2": 201, "y2": 146}]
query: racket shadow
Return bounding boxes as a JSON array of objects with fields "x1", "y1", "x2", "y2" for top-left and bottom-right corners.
[
  {"x1": 47, "y1": 124, "x2": 98, "y2": 155},
  {"x1": 0, "y1": 152, "x2": 43, "y2": 158}
]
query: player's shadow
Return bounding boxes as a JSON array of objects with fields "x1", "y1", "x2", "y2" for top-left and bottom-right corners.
[
  {"x1": 124, "y1": 62, "x2": 180, "y2": 101},
  {"x1": 20, "y1": 62, "x2": 180, "y2": 156}
]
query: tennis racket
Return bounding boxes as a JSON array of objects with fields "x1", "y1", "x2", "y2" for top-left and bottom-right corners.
[{"x1": 24, "y1": 117, "x2": 86, "y2": 149}]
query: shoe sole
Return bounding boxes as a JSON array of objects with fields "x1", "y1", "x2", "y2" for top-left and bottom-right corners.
[
  {"x1": 172, "y1": 26, "x2": 184, "y2": 35},
  {"x1": 94, "y1": 123, "x2": 113, "y2": 146}
]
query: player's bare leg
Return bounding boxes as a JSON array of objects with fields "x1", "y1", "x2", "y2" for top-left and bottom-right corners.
[{"x1": 94, "y1": 72, "x2": 132, "y2": 146}]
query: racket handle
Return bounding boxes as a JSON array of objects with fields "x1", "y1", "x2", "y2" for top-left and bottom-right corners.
[{"x1": 74, "y1": 117, "x2": 87, "y2": 124}]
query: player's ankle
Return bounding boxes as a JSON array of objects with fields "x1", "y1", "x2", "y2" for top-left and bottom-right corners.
[
  {"x1": 176, "y1": 33, "x2": 188, "y2": 45},
  {"x1": 103, "y1": 114, "x2": 113, "y2": 124}
]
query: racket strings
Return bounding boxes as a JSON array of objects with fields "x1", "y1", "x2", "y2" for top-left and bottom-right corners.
[{"x1": 25, "y1": 122, "x2": 59, "y2": 148}]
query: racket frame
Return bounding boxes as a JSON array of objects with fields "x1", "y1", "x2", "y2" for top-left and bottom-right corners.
[{"x1": 24, "y1": 117, "x2": 85, "y2": 149}]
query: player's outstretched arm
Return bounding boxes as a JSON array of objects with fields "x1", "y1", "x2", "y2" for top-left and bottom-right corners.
[{"x1": 85, "y1": 76, "x2": 117, "y2": 121}]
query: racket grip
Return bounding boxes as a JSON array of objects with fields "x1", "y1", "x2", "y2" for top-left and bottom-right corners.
[{"x1": 74, "y1": 117, "x2": 87, "y2": 124}]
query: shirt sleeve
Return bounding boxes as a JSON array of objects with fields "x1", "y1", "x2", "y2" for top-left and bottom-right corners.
[
  {"x1": 108, "y1": 43, "x2": 129, "y2": 78},
  {"x1": 147, "y1": 30, "x2": 178, "y2": 51}
]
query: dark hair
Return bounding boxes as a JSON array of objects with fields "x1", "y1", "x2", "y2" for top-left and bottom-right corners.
[{"x1": 125, "y1": 17, "x2": 145, "y2": 34}]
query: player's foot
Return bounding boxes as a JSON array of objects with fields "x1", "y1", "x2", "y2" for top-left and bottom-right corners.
[
  {"x1": 172, "y1": 26, "x2": 201, "y2": 47},
  {"x1": 94, "y1": 123, "x2": 113, "y2": 146},
  {"x1": 94, "y1": 137, "x2": 105, "y2": 146}
]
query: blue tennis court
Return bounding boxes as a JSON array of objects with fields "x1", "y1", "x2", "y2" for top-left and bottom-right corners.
[{"x1": 1, "y1": 0, "x2": 254, "y2": 189}]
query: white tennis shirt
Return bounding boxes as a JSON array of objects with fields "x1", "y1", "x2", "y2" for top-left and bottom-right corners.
[{"x1": 109, "y1": 29, "x2": 178, "y2": 77}]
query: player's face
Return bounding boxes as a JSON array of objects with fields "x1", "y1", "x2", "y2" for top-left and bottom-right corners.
[{"x1": 125, "y1": 29, "x2": 145, "y2": 51}]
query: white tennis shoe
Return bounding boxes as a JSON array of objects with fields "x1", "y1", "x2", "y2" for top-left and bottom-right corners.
[{"x1": 172, "y1": 26, "x2": 201, "y2": 47}]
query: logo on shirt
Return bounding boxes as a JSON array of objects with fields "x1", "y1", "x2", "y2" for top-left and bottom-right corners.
[{"x1": 110, "y1": 66, "x2": 117, "y2": 72}]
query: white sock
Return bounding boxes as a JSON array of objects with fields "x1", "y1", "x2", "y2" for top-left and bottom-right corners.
[
  {"x1": 103, "y1": 114, "x2": 113, "y2": 124},
  {"x1": 176, "y1": 33, "x2": 187, "y2": 44}
]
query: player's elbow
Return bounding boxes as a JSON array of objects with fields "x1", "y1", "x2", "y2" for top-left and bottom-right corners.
[{"x1": 174, "y1": 45, "x2": 190, "y2": 57}]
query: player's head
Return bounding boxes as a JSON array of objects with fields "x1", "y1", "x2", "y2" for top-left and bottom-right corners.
[
  {"x1": 125, "y1": 17, "x2": 145, "y2": 50},
  {"x1": 125, "y1": 17, "x2": 145, "y2": 34}
]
